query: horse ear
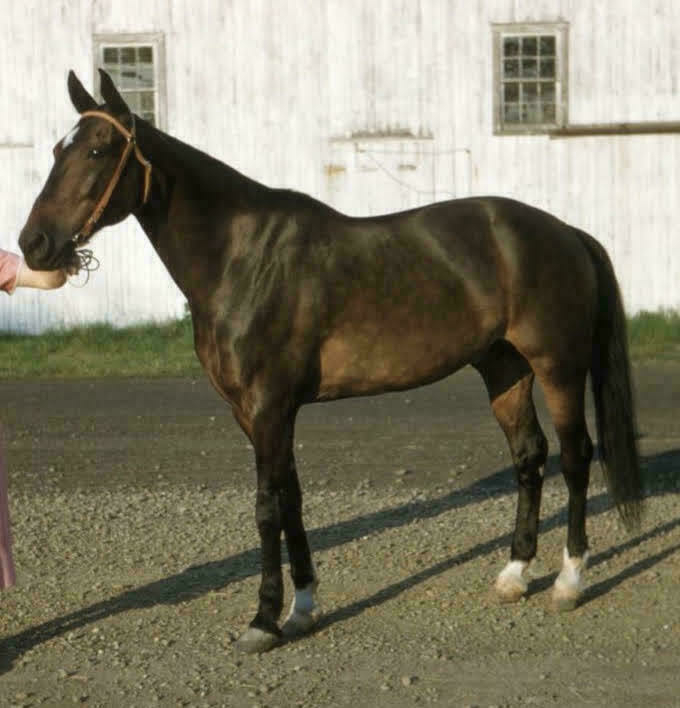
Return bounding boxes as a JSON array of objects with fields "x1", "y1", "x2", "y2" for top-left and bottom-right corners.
[
  {"x1": 98, "y1": 68, "x2": 131, "y2": 117},
  {"x1": 67, "y1": 70, "x2": 97, "y2": 113}
]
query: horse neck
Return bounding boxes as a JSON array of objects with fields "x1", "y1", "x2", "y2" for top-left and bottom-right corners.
[{"x1": 133, "y1": 120, "x2": 266, "y2": 304}]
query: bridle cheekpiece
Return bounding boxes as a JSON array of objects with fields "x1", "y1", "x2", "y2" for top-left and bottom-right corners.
[{"x1": 73, "y1": 110, "x2": 152, "y2": 246}]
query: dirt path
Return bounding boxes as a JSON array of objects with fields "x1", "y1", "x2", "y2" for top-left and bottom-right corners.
[{"x1": 0, "y1": 362, "x2": 678, "y2": 707}]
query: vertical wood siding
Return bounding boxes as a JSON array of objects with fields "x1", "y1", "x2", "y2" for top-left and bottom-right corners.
[{"x1": 1, "y1": 0, "x2": 678, "y2": 332}]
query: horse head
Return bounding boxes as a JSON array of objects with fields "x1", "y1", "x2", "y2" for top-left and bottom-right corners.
[{"x1": 19, "y1": 70, "x2": 151, "y2": 271}]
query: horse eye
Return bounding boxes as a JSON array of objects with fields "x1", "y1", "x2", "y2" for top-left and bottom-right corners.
[{"x1": 88, "y1": 147, "x2": 104, "y2": 159}]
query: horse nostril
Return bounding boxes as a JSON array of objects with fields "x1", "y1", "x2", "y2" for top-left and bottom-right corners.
[{"x1": 21, "y1": 231, "x2": 54, "y2": 267}]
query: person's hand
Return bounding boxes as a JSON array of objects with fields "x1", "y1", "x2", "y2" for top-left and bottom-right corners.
[{"x1": 15, "y1": 262, "x2": 68, "y2": 290}]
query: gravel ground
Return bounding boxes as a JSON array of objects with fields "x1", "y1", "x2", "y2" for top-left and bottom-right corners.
[{"x1": 0, "y1": 362, "x2": 678, "y2": 707}]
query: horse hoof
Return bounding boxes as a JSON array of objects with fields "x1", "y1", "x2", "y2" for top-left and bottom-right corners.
[
  {"x1": 234, "y1": 627, "x2": 281, "y2": 654},
  {"x1": 495, "y1": 561, "x2": 528, "y2": 603},
  {"x1": 551, "y1": 587, "x2": 581, "y2": 612},
  {"x1": 495, "y1": 579, "x2": 527, "y2": 604},
  {"x1": 281, "y1": 608, "x2": 323, "y2": 638}
]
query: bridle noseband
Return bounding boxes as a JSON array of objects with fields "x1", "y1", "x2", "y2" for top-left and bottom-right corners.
[{"x1": 73, "y1": 110, "x2": 152, "y2": 246}]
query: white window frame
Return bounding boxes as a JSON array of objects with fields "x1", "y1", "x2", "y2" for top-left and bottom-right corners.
[
  {"x1": 492, "y1": 22, "x2": 569, "y2": 135},
  {"x1": 93, "y1": 33, "x2": 167, "y2": 130}
]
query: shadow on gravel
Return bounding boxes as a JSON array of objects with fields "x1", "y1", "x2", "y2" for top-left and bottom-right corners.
[{"x1": 0, "y1": 449, "x2": 678, "y2": 672}]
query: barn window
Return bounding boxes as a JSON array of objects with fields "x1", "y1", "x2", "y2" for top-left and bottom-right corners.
[
  {"x1": 93, "y1": 33, "x2": 166, "y2": 128},
  {"x1": 492, "y1": 23, "x2": 568, "y2": 134}
]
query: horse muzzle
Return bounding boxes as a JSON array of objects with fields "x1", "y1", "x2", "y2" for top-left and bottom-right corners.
[{"x1": 18, "y1": 228, "x2": 74, "y2": 271}]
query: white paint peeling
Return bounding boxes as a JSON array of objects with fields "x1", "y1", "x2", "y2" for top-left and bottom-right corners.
[{"x1": 1, "y1": 1, "x2": 679, "y2": 332}]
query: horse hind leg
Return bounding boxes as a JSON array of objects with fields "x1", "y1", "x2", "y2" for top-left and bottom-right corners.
[
  {"x1": 474, "y1": 341, "x2": 548, "y2": 603},
  {"x1": 533, "y1": 365, "x2": 593, "y2": 611}
]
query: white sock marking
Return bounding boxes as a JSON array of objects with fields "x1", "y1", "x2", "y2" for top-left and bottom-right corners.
[
  {"x1": 554, "y1": 547, "x2": 589, "y2": 595},
  {"x1": 282, "y1": 574, "x2": 321, "y2": 636},
  {"x1": 291, "y1": 583, "x2": 317, "y2": 614},
  {"x1": 496, "y1": 559, "x2": 529, "y2": 598},
  {"x1": 498, "y1": 559, "x2": 528, "y2": 585}
]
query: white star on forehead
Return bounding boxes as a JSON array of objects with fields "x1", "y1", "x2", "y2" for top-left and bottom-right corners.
[{"x1": 62, "y1": 125, "x2": 80, "y2": 148}]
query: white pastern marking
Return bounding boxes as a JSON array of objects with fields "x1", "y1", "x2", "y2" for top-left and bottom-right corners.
[
  {"x1": 495, "y1": 559, "x2": 528, "y2": 600},
  {"x1": 497, "y1": 559, "x2": 528, "y2": 585},
  {"x1": 290, "y1": 582, "x2": 317, "y2": 615},
  {"x1": 282, "y1": 574, "x2": 322, "y2": 637},
  {"x1": 554, "y1": 547, "x2": 590, "y2": 594},
  {"x1": 62, "y1": 125, "x2": 80, "y2": 149}
]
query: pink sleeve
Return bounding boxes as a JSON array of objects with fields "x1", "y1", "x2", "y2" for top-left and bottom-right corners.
[{"x1": 0, "y1": 249, "x2": 22, "y2": 294}]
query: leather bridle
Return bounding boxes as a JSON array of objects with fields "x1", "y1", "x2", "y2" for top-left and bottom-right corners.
[{"x1": 73, "y1": 110, "x2": 152, "y2": 246}]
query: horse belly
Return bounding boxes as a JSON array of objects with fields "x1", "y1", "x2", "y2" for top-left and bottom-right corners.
[{"x1": 317, "y1": 312, "x2": 493, "y2": 400}]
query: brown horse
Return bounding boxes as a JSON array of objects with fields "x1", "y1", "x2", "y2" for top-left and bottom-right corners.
[{"x1": 19, "y1": 70, "x2": 642, "y2": 653}]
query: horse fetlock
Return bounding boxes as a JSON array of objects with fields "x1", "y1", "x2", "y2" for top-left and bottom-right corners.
[
  {"x1": 495, "y1": 559, "x2": 529, "y2": 603},
  {"x1": 282, "y1": 579, "x2": 322, "y2": 638}
]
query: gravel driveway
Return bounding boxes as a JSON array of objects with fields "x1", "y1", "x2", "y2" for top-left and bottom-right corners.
[{"x1": 0, "y1": 361, "x2": 678, "y2": 707}]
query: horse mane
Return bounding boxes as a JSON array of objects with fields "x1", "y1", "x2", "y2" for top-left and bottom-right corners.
[{"x1": 135, "y1": 116, "x2": 326, "y2": 212}]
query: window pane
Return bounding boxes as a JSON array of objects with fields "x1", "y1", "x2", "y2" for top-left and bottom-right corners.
[
  {"x1": 523, "y1": 82, "x2": 539, "y2": 101},
  {"x1": 124, "y1": 91, "x2": 141, "y2": 112},
  {"x1": 540, "y1": 58, "x2": 555, "y2": 78},
  {"x1": 104, "y1": 65, "x2": 121, "y2": 84},
  {"x1": 103, "y1": 47, "x2": 119, "y2": 64},
  {"x1": 137, "y1": 64, "x2": 154, "y2": 88},
  {"x1": 121, "y1": 47, "x2": 136, "y2": 64},
  {"x1": 521, "y1": 37, "x2": 537, "y2": 56},
  {"x1": 504, "y1": 103, "x2": 520, "y2": 122},
  {"x1": 97, "y1": 39, "x2": 160, "y2": 126},
  {"x1": 495, "y1": 25, "x2": 564, "y2": 130},
  {"x1": 539, "y1": 36, "x2": 555, "y2": 56},
  {"x1": 542, "y1": 103, "x2": 556, "y2": 122},
  {"x1": 120, "y1": 68, "x2": 138, "y2": 89},
  {"x1": 541, "y1": 82, "x2": 555, "y2": 101},
  {"x1": 141, "y1": 92, "x2": 155, "y2": 111},
  {"x1": 503, "y1": 37, "x2": 520, "y2": 57},
  {"x1": 503, "y1": 59, "x2": 519, "y2": 78},
  {"x1": 504, "y1": 82, "x2": 519, "y2": 102},
  {"x1": 522, "y1": 103, "x2": 543, "y2": 123},
  {"x1": 521, "y1": 59, "x2": 537, "y2": 78},
  {"x1": 138, "y1": 46, "x2": 153, "y2": 63}
]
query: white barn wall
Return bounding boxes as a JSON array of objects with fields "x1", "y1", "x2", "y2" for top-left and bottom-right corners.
[{"x1": 0, "y1": 0, "x2": 678, "y2": 332}]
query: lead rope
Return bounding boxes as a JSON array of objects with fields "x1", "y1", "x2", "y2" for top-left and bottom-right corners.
[{"x1": 67, "y1": 248, "x2": 100, "y2": 288}]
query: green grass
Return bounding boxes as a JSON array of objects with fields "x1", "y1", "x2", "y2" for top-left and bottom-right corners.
[
  {"x1": 627, "y1": 309, "x2": 680, "y2": 359},
  {"x1": 0, "y1": 317, "x2": 201, "y2": 379},
  {"x1": 0, "y1": 310, "x2": 678, "y2": 379}
]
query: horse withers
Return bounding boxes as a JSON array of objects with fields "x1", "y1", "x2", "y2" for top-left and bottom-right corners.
[{"x1": 18, "y1": 70, "x2": 642, "y2": 653}]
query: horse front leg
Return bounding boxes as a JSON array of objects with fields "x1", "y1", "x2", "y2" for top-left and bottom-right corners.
[
  {"x1": 234, "y1": 408, "x2": 288, "y2": 653},
  {"x1": 280, "y1": 450, "x2": 321, "y2": 638},
  {"x1": 234, "y1": 405, "x2": 319, "y2": 652}
]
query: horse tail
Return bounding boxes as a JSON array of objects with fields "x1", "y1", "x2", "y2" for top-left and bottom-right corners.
[{"x1": 577, "y1": 230, "x2": 643, "y2": 529}]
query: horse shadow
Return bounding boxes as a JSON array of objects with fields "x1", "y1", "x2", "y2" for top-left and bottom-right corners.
[{"x1": 0, "y1": 448, "x2": 678, "y2": 672}]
